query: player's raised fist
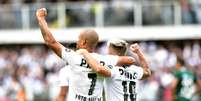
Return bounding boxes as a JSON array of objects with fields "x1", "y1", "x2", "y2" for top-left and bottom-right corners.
[
  {"x1": 36, "y1": 8, "x2": 47, "y2": 19},
  {"x1": 130, "y1": 43, "x2": 140, "y2": 53}
]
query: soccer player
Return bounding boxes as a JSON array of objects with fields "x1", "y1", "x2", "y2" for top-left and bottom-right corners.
[
  {"x1": 171, "y1": 58, "x2": 200, "y2": 101},
  {"x1": 56, "y1": 65, "x2": 71, "y2": 101},
  {"x1": 36, "y1": 8, "x2": 135, "y2": 101},
  {"x1": 77, "y1": 39, "x2": 151, "y2": 101}
]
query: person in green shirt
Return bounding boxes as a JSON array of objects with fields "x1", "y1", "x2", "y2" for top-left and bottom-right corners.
[{"x1": 171, "y1": 57, "x2": 200, "y2": 101}]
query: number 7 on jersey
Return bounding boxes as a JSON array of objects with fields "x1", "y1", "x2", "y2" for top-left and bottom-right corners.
[{"x1": 88, "y1": 73, "x2": 97, "y2": 95}]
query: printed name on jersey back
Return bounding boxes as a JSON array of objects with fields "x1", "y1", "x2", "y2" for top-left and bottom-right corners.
[
  {"x1": 80, "y1": 58, "x2": 105, "y2": 68},
  {"x1": 115, "y1": 68, "x2": 138, "y2": 81},
  {"x1": 75, "y1": 94, "x2": 101, "y2": 101}
]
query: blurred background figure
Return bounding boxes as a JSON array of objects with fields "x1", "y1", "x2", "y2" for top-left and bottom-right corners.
[{"x1": 171, "y1": 57, "x2": 199, "y2": 101}]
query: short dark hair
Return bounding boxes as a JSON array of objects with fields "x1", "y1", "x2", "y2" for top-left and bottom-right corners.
[{"x1": 177, "y1": 57, "x2": 185, "y2": 66}]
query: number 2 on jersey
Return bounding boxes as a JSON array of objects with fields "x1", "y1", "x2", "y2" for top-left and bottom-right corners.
[
  {"x1": 88, "y1": 73, "x2": 97, "y2": 95},
  {"x1": 122, "y1": 81, "x2": 136, "y2": 101}
]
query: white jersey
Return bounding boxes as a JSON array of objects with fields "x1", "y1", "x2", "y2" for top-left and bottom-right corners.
[
  {"x1": 105, "y1": 65, "x2": 143, "y2": 101},
  {"x1": 61, "y1": 47, "x2": 118, "y2": 101},
  {"x1": 58, "y1": 65, "x2": 71, "y2": 87}
]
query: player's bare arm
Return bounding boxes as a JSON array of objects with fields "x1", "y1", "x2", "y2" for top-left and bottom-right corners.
[
  {"x1": 56, "y1": 86, "x2": 68, "y2": 101},
  {"x1": 130, "y1": 43, "x2": 151, "y2": 79},
  {"x1": 77, "y1": 49, "x2": 111, "y2": 77},
  {"x1": 116, "y1": 56, "x2": 136, "y2": 66},
  {"x1": 197, "y1": 79, "x2": 201, "y2": 93},
  {"x1": 192, "y1": 77, "x2": 201, "y2": 96},
  {"x1": 171, "y1": 78, "x2": 178, "y2": 100},
  {"x1": 36, "y1": 8, "x2": 63, "y2": 57}
]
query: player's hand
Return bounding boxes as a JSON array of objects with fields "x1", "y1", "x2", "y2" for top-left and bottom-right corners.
[
  {"x1": 76, "y1": 49, "x2": 88, "y2": 55},
  {"x1": 130, "y1": 43, "x2": 140, "y2": 53},
  {"x1": 36, "y1": 8, "x2": 47, "y2": 20}
]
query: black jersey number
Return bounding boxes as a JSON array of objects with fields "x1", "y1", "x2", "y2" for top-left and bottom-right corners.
[
  {"x1": 88, "y1": 73, "x2": 97, "y2": 95},
  {"x1": 122, "y1": 81, "x2": 136, "y2": 101}
]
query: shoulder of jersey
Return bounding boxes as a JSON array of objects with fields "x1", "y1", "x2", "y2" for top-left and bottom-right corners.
[
  {"x1": 93, "y1": 53, "x2": 116, "y2": 58},
  {"x1": 129, "y1": 65, "x2": 140, "y2": 68},
  {"x1": 61, "y1": 65, "x2": 71, "y2": 72},
  {"x1": 91, "y1": 53, "x2": 104, "y2": 58}
]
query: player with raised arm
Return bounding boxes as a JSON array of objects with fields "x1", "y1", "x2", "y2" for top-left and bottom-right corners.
[
  {"x1": 77, "y1": 39, "x2": 151, "y2": 101},
  {"x1": 36, "y1": 8, "x2": 136, "y2": 101}
]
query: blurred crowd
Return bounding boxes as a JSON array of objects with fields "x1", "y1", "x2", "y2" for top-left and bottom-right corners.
[
  {"x1": 0, "y1": 45, "x2": 65, "y2": 101},
  {"x1": 0, "y1": 40, "x2": 200, "y2": 101},
  {"x1": 142, "y1": 0, "x2": 201, "y2": 25},
  {"x1": 0, "y1": 0, "x2": 112, "y2": 4},
  {"x1": 0, "y1": 0, "x2": 201, "y2": 29}
]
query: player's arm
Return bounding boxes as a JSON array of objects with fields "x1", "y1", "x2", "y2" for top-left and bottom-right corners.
[
  {"x1": 56, "y1": 67, "x2": 70, "y2": 101},
  {"x1": 77, "y1": 49, "x2": 111, "y2": 77},
  {"x1": 36, "y1": 8, "x2": 64, "y2": 57},
  {"x1": 196, "y1": 79, "x2": 201, "y2": 93},
  {"x1": 193, "y1": 76, "x2": 201, "y2": 96},
  {"x1": 116, "y1": 56, "x2": 136, "y2": 66},
  {"x1": 56, "y1": 86, "x2": 68, "y2": 101},
  {"x1": 171, "y1": 77, "x2": 179, "y2": 100},
  {"x1": 130, "y1": 43, "x2": 151, "y2": 79}
]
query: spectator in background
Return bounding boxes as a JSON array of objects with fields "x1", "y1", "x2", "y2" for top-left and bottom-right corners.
[
  {"x1": 104, "y1": 0, "x2": 134, "y2": 26},
  {"x1": 11, "y1": 0, "x2": 23, "y2": 28},
  {"x1": 5, "y1": 68, "x2": 26, "y2": 101},
  {"x1": 138, "y1": 71, "x2": 159, "y2": 101},
  {"x1": 171, "y1": 57, "x2": 199, "y2": 101},
  {"x1": 191, "y1": 64, "x2": 201, "y2": 101},
  {"x1": 180, "y1": 0, "x2": 197, "y2": 24},
  {"x1": 56, "y1": 65, "x2": 70, "y2": 101}
]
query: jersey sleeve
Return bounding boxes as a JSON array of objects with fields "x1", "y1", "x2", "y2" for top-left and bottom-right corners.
[
  {"x1": 61, "y1": 46, "x2": 77, "y2": 65},
  {"x1": 102, "y1": 55, "x2": 119, "y2": 66},
  {"x1": 105, "y1": 65, "x2": 117, "y2": 78},
  {"x1": 173, "y1": 70, "x2": 180, "y2": 80},
  {"x1": 58, "y1": 66, "x2": 70, "y2": 86},
  {"x1": 128, "y1": 65, "x2": 144, "y2": 80}
]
